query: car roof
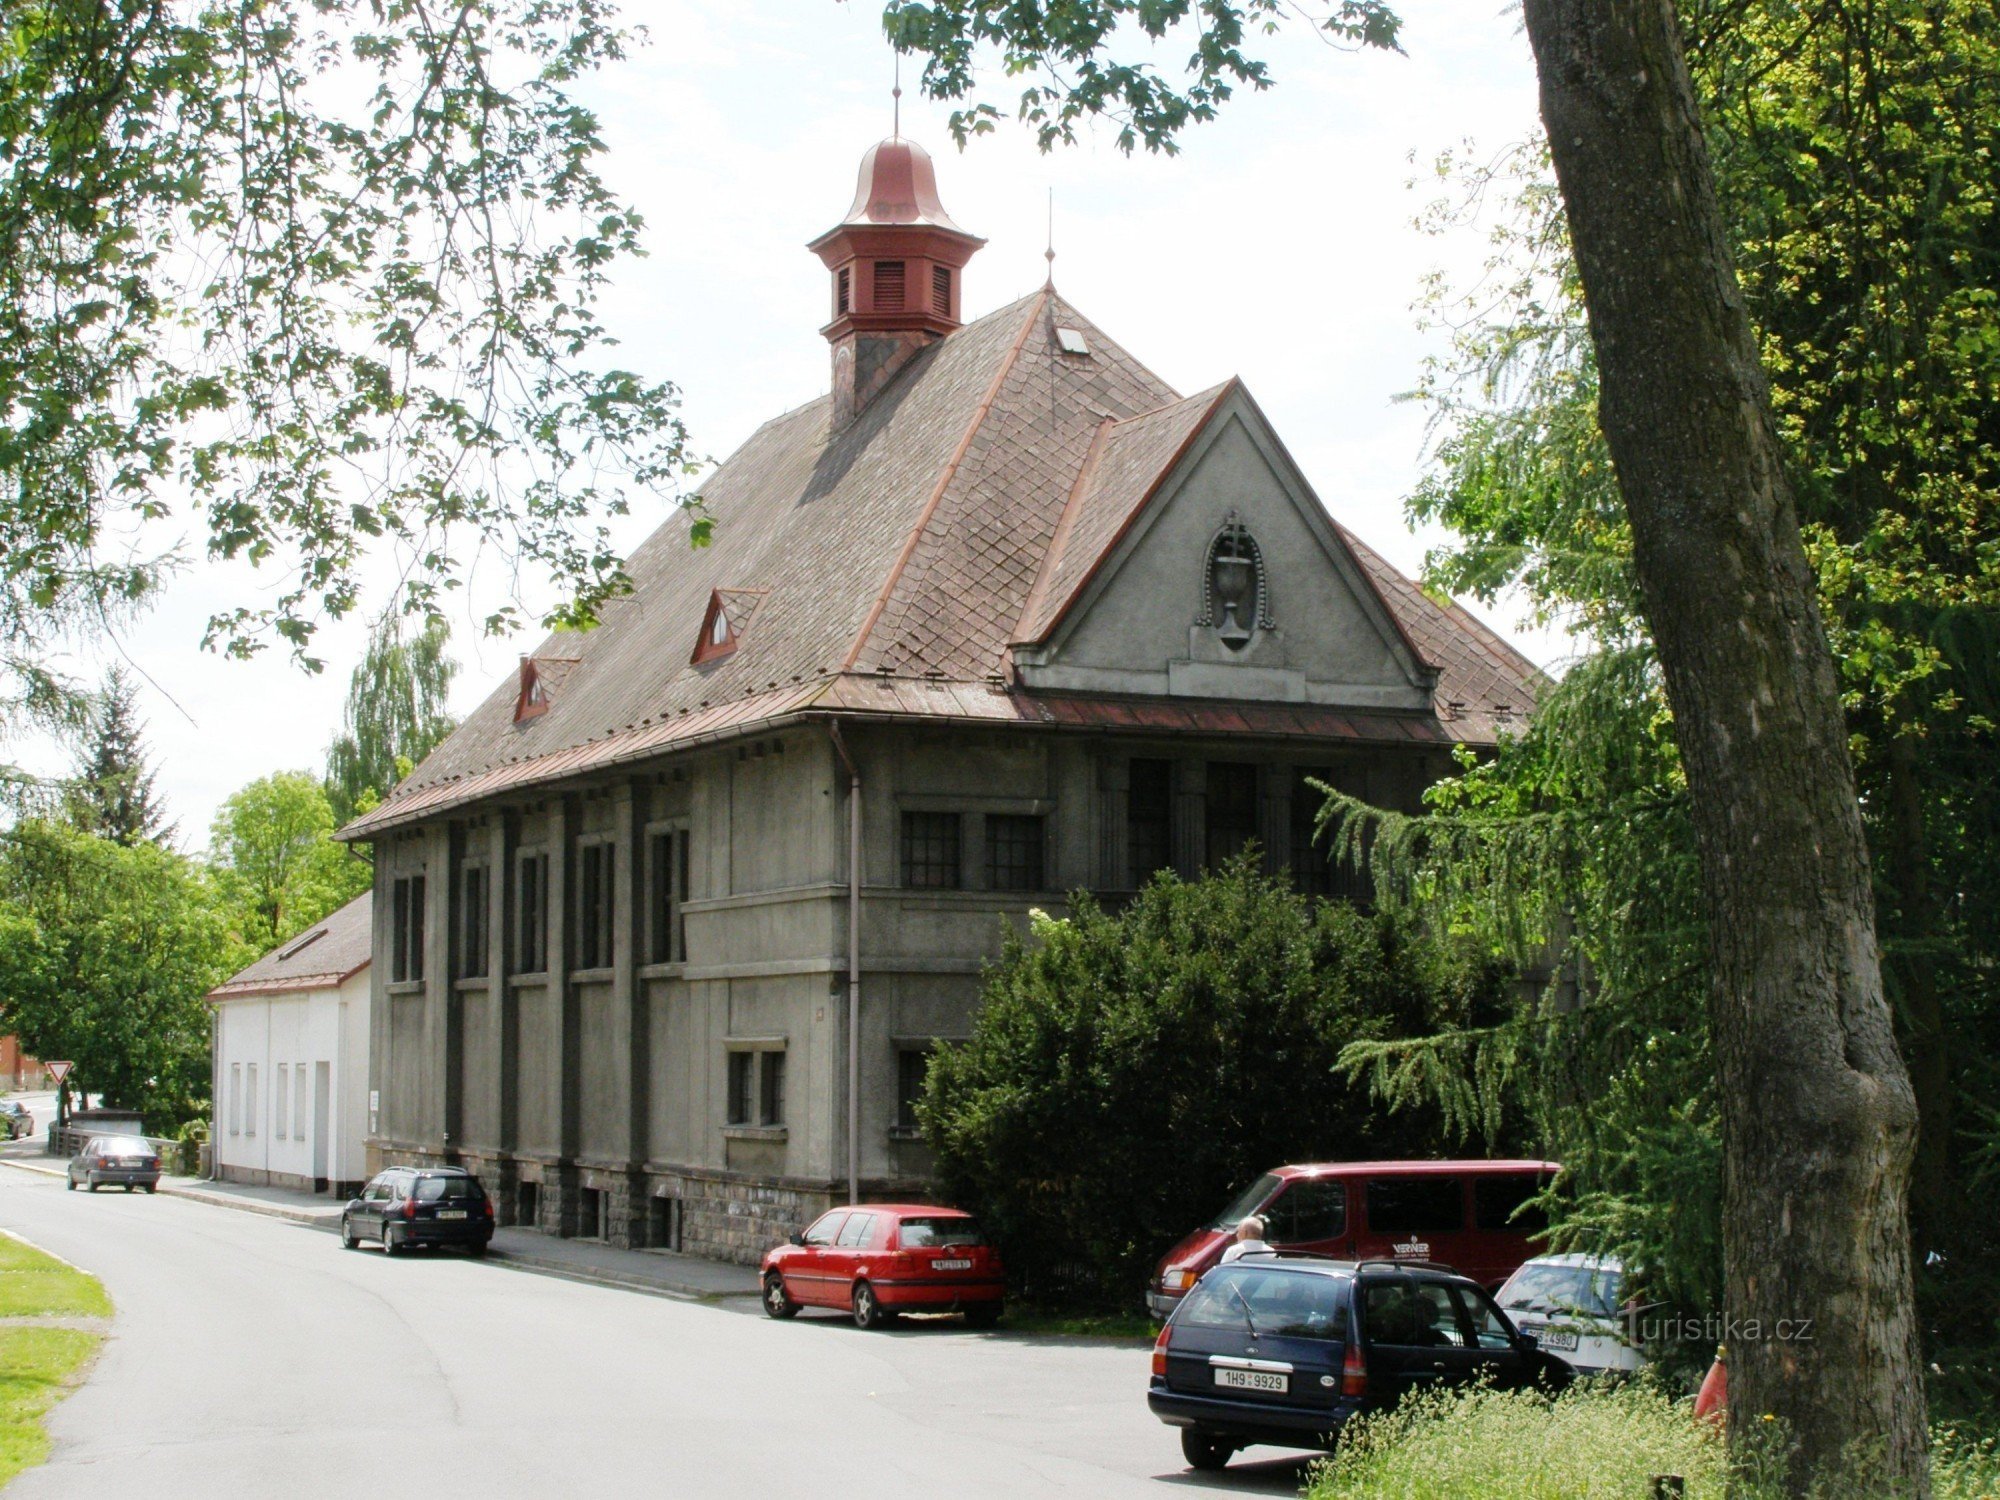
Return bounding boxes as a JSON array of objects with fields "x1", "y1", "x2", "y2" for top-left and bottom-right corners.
[
  {"x1": 1206, "y1": 1257, "x2": 1480, "y2": 1287},
  {"x1": 1510, "y1": 1252, "x2": 1624, "y2": 1272},
  {"x1": 1270, "y1": 1159, "x2": 1562, "y2": 1179},
  {"x1": 821, "y1": 1202, "x2": 969, "y2": 1218}
]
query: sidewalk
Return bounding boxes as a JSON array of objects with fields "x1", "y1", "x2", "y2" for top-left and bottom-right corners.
[{"x1": 0, "y1": 1147, "x2": 760, "y2": 1302}]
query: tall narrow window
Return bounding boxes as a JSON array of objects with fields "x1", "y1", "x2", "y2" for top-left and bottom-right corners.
[
  {"x1": 1205, "y1": 762, "x2": 1259, "y2": 868},
  {"x1": 276, "y1": 1065, "x2": 289, "y2": 1147},
  {"x1": 1289, "y1": 767, "x2": 1335, "y2": 896},
  {"x1": 230, "y1": 1063, "x2": 242, "y2": 1135},
  {"x1": 759, "y1": 1051, "x2": 786, "y2": 1127},
  {"x1": 576, "y1": 841, "x2": 614, "y2": 970},
  {"x1": 294, "y1": 1062, "x2": 308, "y2": 1139},
  {"x1": 516, "y1": 851, "x2": 549, "y2": 973},
  {"x1": 648, "y1": 828, "x2": 691, "y2": 965},
  {"x1": 1127, "y1": 759, "x2": 1172, "y2": 883},
  {"x1": 726, "y1": 1051, "x2": 754, "y2": 1126},
  {"x1": 896, "y1": 1047, "x2": 931, "y2": 1131},
  {"x1": 458, "y1": 863, "x2": 490, "y2": 978},
  {"x1": 391, "y1": 874, "x2": 426, "y2": 982},
  {"x1": 246, "y1": 1063, "x2": 258, "y2": 1137},
  {"x1": 985, "y1": 814, "x2": 1045, "y2": 892},
  {"x1": 901, "y1": 811, "x2": 961, "y2": 889},
  {"x1": 873, "y1": 259, "x2": 906, "y2": 310}
]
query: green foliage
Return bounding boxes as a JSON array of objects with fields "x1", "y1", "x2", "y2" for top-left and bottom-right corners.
[
  {"x1": 1304, "y1": 1375, "x2": 2000, "y2": 1500},
  {"x1": 0, "y1": 820, "x2": 243, "y2": 1132},
  {"x1": 917, "y1": 857, "x2": 1512, "y2": 1310},
  {"x1": 0, "y1": 1326, "x2": 102, "y2": 1490},
  {"x1": 208, "y1": 772, "x2": 369, "y2": 948},
  {"x1": 324, "y1": 616, "x2": 458, "y2": 825},
  {"x1": 0, "y1": 0, "x2": 698, "y2": 684},
  {"x1": 63, "y1": 666, "x2": 173, "y2": 846},
  {"x1": 884, "y1": 0, "x2": 1400, "y2": 153}
]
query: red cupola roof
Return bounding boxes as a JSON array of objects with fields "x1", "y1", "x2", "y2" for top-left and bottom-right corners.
[{"x1": 836, "y1": 136, "x2": 975, "y2": 236}]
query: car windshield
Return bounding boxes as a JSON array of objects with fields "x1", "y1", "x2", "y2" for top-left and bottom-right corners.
[
  {"x1": 1206, "y1": 1172, "x2": 1281, "y2": 1232},
  {"x1": 1498, "y1": 1261, "x2": 1624, "y2": 1319},
  {"x1": 899, "y1": 1216, "x2": 984, "y2": 1248},
  {"x1": 414, "y1": 1177, "x2": 483, "y2": 1203},
  {"x1": 95, "y1": 1137, "x2": 151, "y2": 1156},
  {"x1": 1177, "y1": 1266, "x2": 1348, "y2": 1341}
]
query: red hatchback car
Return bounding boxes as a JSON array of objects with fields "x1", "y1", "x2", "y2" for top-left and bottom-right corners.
[{"x1": 761, "y1": 1204, "x2": 1005, "y2": 1329}]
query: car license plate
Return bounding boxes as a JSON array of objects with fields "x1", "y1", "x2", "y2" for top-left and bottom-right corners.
[
  {"x1": 931, "y1": 1258, "x2": 972, "y2": 1271},
  {"x1": 1215, "y1": 1368, "x2": 1288, "y2": 1394},
  {"x1": 438, "y1": 1210, "x2": 467, "y2": 1220},
  {"x1": 1538, "y1": 1327, "x2": 1578, "y2": 1351}
]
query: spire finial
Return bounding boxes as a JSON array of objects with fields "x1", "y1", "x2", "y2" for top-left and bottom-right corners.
[
  {"x1": 1044, "y1": 188, "x2": 1056, "y2": 287},
  {"x1": 893, "y1": 52, "x2": 902, "y2": 137}
]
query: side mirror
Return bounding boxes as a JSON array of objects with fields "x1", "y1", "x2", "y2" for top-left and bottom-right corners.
[
  {"x1": 789, "y1": 1231, "x2": 806, "y2": 1246},
  {"x1": 1519, "y1": 1332, "x2": 1541, "y2": 1352}
]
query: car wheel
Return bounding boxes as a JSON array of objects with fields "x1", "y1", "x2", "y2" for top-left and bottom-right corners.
[
  {"x1": 763, "y1": 1274, "x2": 799, "y2": 1320},
  {"x1": 381, "y1": 1223, "x2": 401, "y2": 1257},
  {"x1": 965, "y1": 1303, "x2": 1003, "y2": 1329},
  {"x1": 87, "y1": 1180, "x2": 98, "y2": 1193},
  {"x1": 124, "y1": 1184, "x2": 134, "y2": 1193},
  {"x1": 851, "y1": 1281, "x2": 892, "y2": 1330},
  {"x1": 144, "y1": 1184, "x2": 156, "y2": 1194},
  {"x1": 65, "y1": 1175, "x2": 75, "y2": 1191},
  {"x1": 1180, "y1": 1431, "x2": 1235, "y2": 1472},
  {"x1": 340, "y1": 1217, "x2": 358, "y2": 1251},
  {"x1": 467, "y1": 1241, "x2": 488, "y2": 1259}
]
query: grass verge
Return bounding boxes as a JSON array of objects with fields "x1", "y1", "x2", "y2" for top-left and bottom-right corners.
[
  {"x1": 1303, "y1": 1377, "x2": 2000, "y2": 1500},
  {"x1": 0, "y1": 1232, "x2": 109, "y2": 1489}
]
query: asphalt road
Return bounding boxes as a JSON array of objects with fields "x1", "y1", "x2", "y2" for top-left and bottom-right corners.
[{"x1": 0, "y1": 1164, "x2": 1319, "y2": 1499}]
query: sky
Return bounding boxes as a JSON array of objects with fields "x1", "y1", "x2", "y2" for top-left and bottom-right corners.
[{"x1": 13, "y1": 0, "x2": 1565, "y2": 848}]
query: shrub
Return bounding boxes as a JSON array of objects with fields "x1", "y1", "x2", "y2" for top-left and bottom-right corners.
[
  {"x1": 917, "y1": 856, "x2": 1512, "y2": 1310},
  {"x1": 1305, "y1": 1378, "x2": 1999, "y2": 1500}
]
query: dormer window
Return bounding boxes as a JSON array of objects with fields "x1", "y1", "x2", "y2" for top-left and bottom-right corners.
[
  {"x1": 691, "y1": 587, "x2": 769, "y2": 666},
  {"x1": 515, "y1": 657, "x2": 549, "y2": 722}
]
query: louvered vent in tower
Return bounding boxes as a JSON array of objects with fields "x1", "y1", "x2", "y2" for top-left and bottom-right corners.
[
  {"x1": 932, "y1": 265, "x2": 951, "y2": 315},
  {"x1": 874, "y1": 260, "x2": 906, "y2": 311},
  {"x1": 836, "y1": 266, "x2": 851, "y2": 315}
]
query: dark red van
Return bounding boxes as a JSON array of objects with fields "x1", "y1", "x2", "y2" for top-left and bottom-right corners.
[{"x1": 1146, "y1": 1159, "x2": 1559, "y2": 1318}]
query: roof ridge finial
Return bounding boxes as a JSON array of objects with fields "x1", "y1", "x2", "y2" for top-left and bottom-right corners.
[
  {"x1": 1044, "y1": 187, "x2": 1056, "y2": 288},
  {"x1": 893, "y1": 50, "x2": 902, "y2": 138}
]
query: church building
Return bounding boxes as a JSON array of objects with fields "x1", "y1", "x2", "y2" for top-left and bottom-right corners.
[{"x1": 339, "y1": 133, "x2": 1542, "y2": 1263}]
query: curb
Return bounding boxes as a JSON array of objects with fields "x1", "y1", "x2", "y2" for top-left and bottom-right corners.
[{"x1": 3, "y1": 1155, "x2": 759, "y2": 1304}]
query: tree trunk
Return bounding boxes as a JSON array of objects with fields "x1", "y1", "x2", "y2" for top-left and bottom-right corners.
[{"x1": 1520, "y1": 2, "x2": 1928, "y2": 1491}]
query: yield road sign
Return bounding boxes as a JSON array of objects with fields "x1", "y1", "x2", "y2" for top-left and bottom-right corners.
[{"x1": 45, "y1": 1060, "x2": 72, "y2": 1085}]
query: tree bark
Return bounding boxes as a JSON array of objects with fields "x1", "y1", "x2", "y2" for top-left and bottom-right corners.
[{"x1": 1520, "y1": 2, "x2": 1928, "y2": 1491}]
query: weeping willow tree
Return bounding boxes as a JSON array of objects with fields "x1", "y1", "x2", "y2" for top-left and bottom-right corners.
[{"x1": 1325, "y1": 647, "x2": 1722, "y2": 1329}]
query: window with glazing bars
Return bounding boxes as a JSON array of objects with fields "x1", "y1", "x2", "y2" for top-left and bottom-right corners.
[
  {"x1": 985, "y1": 814, "x2": 1044, "y2": 891},
  {"x1": 1205, "y1": 762, "x2": 1259, "y2": 868},
  {"x1": 515, "y1": 852, "x2": 548, "y2": 973},
  {"x1": 726, "y1": 1051, "x2": 754, "y2": 1125},
  {"x1": 901, "y1": 811, "x2": 961, "y2": 889},
  {"x1": 759, "y1": 1051, "x2": 786, "y2": 1127},
  {"x1": 648, "y1": 828, "x2": 690, "y2": 965},
  {"x1": 576, "y1": 840, "x2": 614, "y2": 970},
  {"x1": 458, "y1": 863, "x2": 489, "y2": 977},
  {"x1": 896, "y1": 1047, "x2": 930, "y2": 1130},
  {"x1": 1127, "y1": 759, "x2": 1172, "y2": 883},
  {"x1": 391, "y1": 874, "x2": 426, "y2": 981}
]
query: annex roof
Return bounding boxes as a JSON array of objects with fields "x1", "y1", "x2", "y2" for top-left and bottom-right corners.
[
  {"x1": 206, "y1": 893, "x2": 372, "y2": 1000},
  {"x1": 341, "y1": 289, "x2": 1544, "y2": 842}
]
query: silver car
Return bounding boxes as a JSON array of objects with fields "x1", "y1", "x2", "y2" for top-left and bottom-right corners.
[{"x1": 66, "y1": 1134, "x2": 162, "y2": 1193}]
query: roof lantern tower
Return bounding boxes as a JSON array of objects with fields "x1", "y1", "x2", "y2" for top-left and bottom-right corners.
[{"x1": 809, "y1": 134, "x2": 986, "y2": 427}]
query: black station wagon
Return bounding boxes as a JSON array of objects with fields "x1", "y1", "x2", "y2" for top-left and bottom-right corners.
[
  {"x1": 1148, "y1": 1257, "x2": 1572, "y2": 1471},
  {"x1": 341, "y1": 1167, "x2": 495, "y2": 1256}
]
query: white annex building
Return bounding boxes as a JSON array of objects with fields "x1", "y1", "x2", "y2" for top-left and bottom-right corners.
[{"x1": 207, "y1": 893, "x2": 373, "y2": 1196}]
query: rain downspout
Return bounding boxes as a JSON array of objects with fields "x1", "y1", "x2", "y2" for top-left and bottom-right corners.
[{"x1": 829, "y1": 722, "x2": 862, "y2": 1206}]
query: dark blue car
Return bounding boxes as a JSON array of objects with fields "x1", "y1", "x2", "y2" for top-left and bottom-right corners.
[{"x1": 1148, "y1": 1257, "x2": 1571, "y2": 1471}]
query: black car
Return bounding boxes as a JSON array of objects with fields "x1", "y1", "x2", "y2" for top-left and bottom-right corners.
[
  {"x1": 341, "y1": 1167, "x2": 495, "y2": 1256},
  {"x1": 1148, "y1": 1257, "x2": 1572, "y2": 1471},
  {"x1": 66, "y1": 1134, "x2": 161, "y2": 1192}
]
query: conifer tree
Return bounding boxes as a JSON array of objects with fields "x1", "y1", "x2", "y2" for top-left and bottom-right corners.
[{"x1": 66, "y1": 666, "x2": 173, "y2": 846}]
